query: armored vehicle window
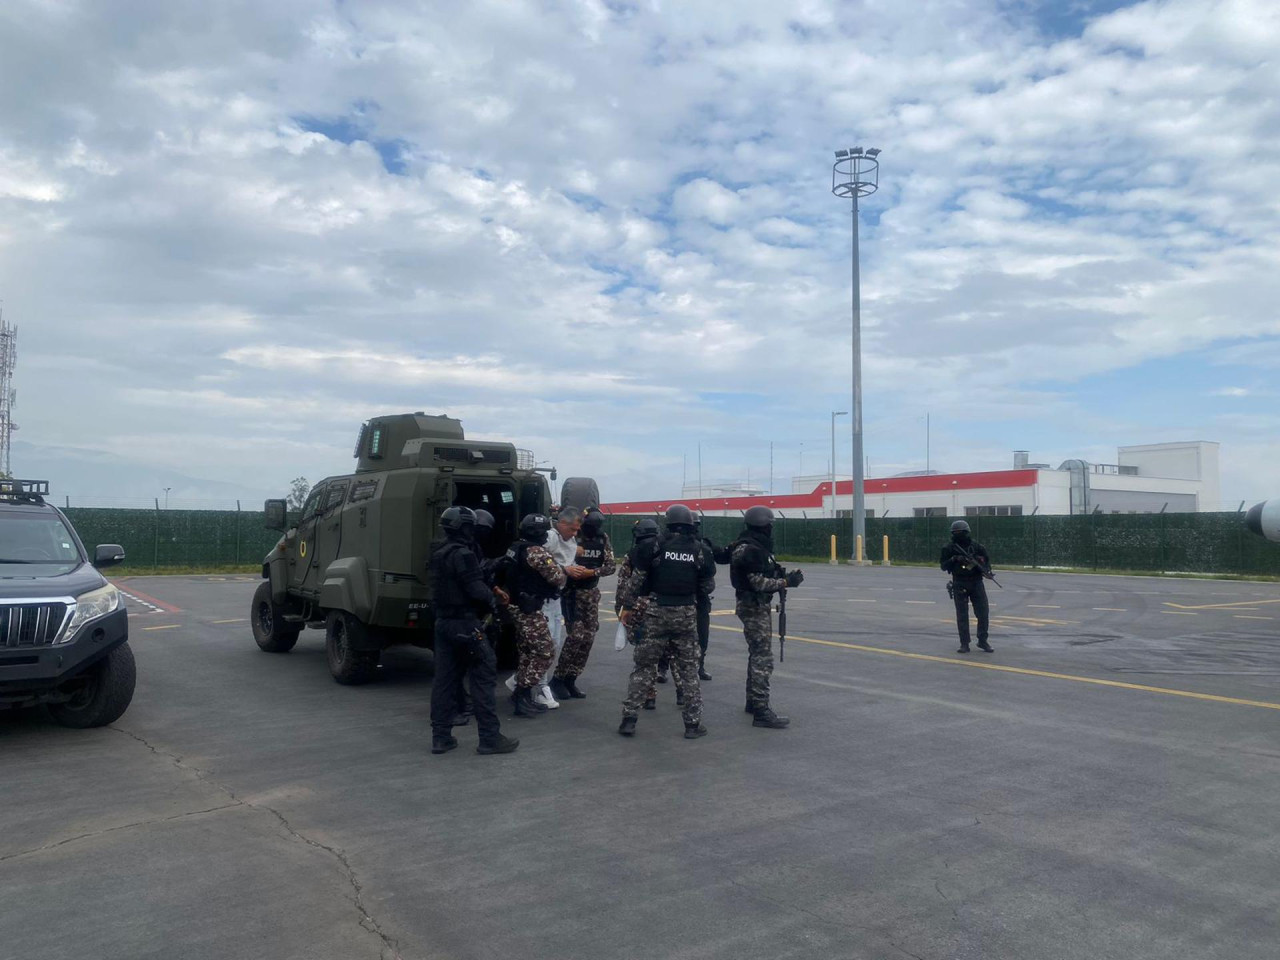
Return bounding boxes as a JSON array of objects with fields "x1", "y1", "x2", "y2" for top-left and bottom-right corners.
[
  {"x1": 349, "y1": 479, "x2": 378, "y2": 503},
  {"x1": 323, "y1": 481, "x2": 349, "y2": 513},
  {"x1": 300, "y1": 485, "x2": 325, "y2": 521}
]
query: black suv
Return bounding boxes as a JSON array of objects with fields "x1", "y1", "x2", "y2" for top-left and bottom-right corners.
[{"x1": 0, "y1": 480, "x2": 135, "y2": 727}]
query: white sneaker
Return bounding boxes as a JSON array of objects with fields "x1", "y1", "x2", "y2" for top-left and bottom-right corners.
[
  {"x1": 505, "y1": 674, "x2": 517, "y2": 693},
  {"x1": 535, "y1": 684, "x2": 560, "y2": 709}
]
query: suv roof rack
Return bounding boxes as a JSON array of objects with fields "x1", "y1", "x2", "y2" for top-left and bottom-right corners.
[{"x1": 0, "y1": 479, "x2": 50, "y2": 503}]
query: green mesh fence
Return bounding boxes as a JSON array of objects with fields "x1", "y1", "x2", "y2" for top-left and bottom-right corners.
[
  {"x1": 63, "y1": 508, "x2": 282, "y2": 570},
  {"x1": 55, "y1": 507, "x2": 1280, "y2": 576},
  {"x1": 602, "y1": 512, "x2": 1280, "y2": 576}
]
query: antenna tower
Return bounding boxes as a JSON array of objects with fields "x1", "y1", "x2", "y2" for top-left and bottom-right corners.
[{"x1": 0, "y1": 311, "x2": 16, "y2": 477}]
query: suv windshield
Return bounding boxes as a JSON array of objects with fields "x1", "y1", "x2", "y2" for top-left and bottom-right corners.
[{"x1": 0, "y1": 512, "x2": 83, "y2": 575}]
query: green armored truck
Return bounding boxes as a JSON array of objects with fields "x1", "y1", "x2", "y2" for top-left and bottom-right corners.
[{"x1": 251, "y1": 412, "x2": 584, "y2": 684}]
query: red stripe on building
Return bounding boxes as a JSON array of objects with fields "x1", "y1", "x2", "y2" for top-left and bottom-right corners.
[{"x1": 600, "y1": 470, "x2": 1038, "y2": 516}]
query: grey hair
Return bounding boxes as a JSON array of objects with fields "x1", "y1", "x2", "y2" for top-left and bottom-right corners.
[{"x1": 556, "y1": 506, "x2": 583, "y2": 524}]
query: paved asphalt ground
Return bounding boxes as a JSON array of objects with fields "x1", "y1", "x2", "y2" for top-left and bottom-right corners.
[{"x1": 5, "y1": 565, "x2": 1280, "y2": 960}]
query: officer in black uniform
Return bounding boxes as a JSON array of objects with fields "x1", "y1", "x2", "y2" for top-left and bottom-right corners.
[
  {"x1": 940, "y1": 519, "x2": 993, "y2": 654},
  {"x1": 692, "y1": 517, "x2": 730, "y2": 681},
  {"x1": 428, "y1": 507, "x2": 519, "y2": 755}
]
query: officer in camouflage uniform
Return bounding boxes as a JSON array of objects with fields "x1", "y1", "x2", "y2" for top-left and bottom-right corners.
[
  {"x1": 427, "y1": 507, "x2": 519, "y2": 755},
  {"x1": 618, "y1": 504, "x2": 715, "y2": 739},
  {"x1": 730, "y1": 505, "x2": 804, "y2": 729},
  {"x1": 502, "y1": 513, "x2": 568, "y2": 717},
  {"x1": 614, "y1": 519, "x2": 662, "y2": 708},
  {"x1": 551, "y1": 509, "x2": 617, "y2": 699}
]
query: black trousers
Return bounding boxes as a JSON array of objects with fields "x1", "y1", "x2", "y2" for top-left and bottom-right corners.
[
  {"x1": 432, "y1": 617, "x2": 500, "y2": 741},
  {"x1": 952, "y1": 579, "x2": 989, "y2": 646},
  {"x1": 695, "y1": 594, "x2": 710, "y2": 656}
]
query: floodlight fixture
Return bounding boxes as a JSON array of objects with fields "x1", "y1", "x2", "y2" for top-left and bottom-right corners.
[
  {"x1": 865, "y1": 147, "x2": 881, "y2": 157},
  {"x1": 850, "y1": 146, "x2": 862, "y2": 155},
  {"x1": 835, "y1": 149, "x2": 849, "y2": 158}
]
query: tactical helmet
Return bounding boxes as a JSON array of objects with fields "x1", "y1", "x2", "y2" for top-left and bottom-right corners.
[
  {"x1": 951, "y1": 520, "x2": 971, "y2": 535},
  {"x1": 664, "y1": 503, "x2": 695, "y2": 528},
  {"x1": 474, "y1": 508, "x2": 495, "y2": 532},
  {"x1": 633, "y1": 518, "x2": 659, "y2": 541},
  {"x1": 441, "y1": 506, "x2": 477, "y2": 536},
  {"x1": 744, "y1": 505, "x2": 774, "y2": 528},
  {"x1": 581, "y1": 510, "x2": 605, "y2": 534},
  {"x1": 519, "y1": 513, "x2": 552, "y2": 543}
]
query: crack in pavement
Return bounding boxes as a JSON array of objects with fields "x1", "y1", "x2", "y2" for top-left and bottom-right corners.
[
  {"x1": 0, "y1": 803, "x2": 241, "y2": 863},
  {"x1": 105, "y1": 725, "x2": 404, "y2": 960}
]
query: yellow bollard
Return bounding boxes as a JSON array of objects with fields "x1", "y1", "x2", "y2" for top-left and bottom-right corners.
[
  {"x1": 882, "y1": 535, "x2": 891, "y2": 566},
  {"x1": 829, "y1": 534, "x2": 838, "y2": 565},
  {"x1": 856, "y1": 534, "x2": 864, "y2": 565}
]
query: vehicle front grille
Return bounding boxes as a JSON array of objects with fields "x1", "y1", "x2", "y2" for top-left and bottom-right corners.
[{"x1": 1, "y1": 603, "x2": 69, "y2": 647}]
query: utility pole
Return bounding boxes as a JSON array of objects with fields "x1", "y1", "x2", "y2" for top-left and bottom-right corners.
[
  {"x1": 832, "y1": 145, "x2": 882, "y2": 560},
  {"x1": 0, "y1": 310, "x2": 16, "y2": 478}
]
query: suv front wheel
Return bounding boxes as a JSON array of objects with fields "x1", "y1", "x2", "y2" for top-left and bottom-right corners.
[
  {"x1": 251, "y1": 581, "x2": 301, "y2": 653},
  {"x1": 48, "y1": 642, "x2": 137, "y2": 728},
  {"x1": 325, "y1": 610, "x2": 380, "y2": 685}
]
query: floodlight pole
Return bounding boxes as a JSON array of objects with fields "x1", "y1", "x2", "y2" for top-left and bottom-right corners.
[{"x1": 832, "y1": 146, "x2": 881, "y2": 561}]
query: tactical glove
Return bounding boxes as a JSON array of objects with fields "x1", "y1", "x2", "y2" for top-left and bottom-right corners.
[{"x1": 785, "y1": 569, "x2": 804, "y2": 587}]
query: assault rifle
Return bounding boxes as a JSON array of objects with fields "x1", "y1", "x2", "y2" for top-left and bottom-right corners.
[
  {"x1": 953, "y1": 543, "x2": 1002, "y2": 589},
  {"x1": 776, "y1": 566, "x2": 788, "y2": 662}
]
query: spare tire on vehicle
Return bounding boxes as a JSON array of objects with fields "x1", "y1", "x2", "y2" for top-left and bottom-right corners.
[{"x1": 558, "y1": 477, "x2": 600, "y2": 513}]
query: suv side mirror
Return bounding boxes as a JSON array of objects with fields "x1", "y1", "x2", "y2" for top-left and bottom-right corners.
[
  {"x1": 264, "y1": 499, "x2": 288, "y2": 531},
  {"x1": 94, "y1": 544, "x2": 126, "y2": 568}
]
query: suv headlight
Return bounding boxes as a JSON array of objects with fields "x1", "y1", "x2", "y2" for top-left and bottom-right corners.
[{"x1": 61, "y1": 584, "x2": 121, "y2": 641}]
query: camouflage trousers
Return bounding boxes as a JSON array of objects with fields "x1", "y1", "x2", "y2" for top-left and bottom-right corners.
[
  {"x1": 622, "y1": 603, "x2": 702, "y2": 726},
  {"x1": 514, "y1": 609, "x2": 555, "y2": 689},
  {"x1": 736, "y1": 595, "x2": 774, "y2": 710},
  {"x1": 555, "y1": 586, "x2": 600, "y2": 680}
]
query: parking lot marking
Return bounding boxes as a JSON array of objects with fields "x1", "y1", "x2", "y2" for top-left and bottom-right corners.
[
  {"x1": 707, "y1": 624, "x2": 1280, "y2": 712},
  {"x1": 904, "y1": 600, "x2": 936, "y2": 605},
  {"x1": 1164, "y1": 598, "x2": 1280, "y2": 611},
  {"x1": 1162, "y1": 611, "x2": 1198, "y2": 616},
  {"x1": 143, "y1": 624, "x2": 181, "y2": 631},
  {"x1": 1093, "y1": 608, "x2": 1127, "y2": 612},
  {"x1": 848, "y1": 599, "x2": 877, "y2": 602},
  {"x1": 110, "y1": 582, "x2": 182, "y2": 613},
  {"x1": 1027, "y1": 605, "x2": 1060, "y2": 609},
  {"x1": 212, "y1": 618, "x2": 246, "y2": 624},
  {"x1": 1234, "y1": 615, "x2": 1274, "y2": 621}
]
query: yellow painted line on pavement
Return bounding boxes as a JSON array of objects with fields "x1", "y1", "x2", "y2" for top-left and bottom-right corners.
[
  {"x1": 1234, "y1": 615, "x2": 1273, "y2": 621},
  {"x1": 143, "y1": 624, "x2": 181, "y2": 631},
  {"x1": 1027, "y1": 605, "x2": 1060, "y2": 609},
  {"x1": 707, "y1": 624, "x2": 1280, "y2": 712},
  {"x1": 1093, "y1": 608, "x2": 1127, "y2": 612},
  {"x1": 904, "y1": 600, "x2": 936, "y2": 605},
  {"x1": 1162, "y1": 611, "x2": 1198, "y2": 616},
  {"x1": 212, "y1": 618, "x2": 246, "y2": 624},
  {"x1": 1164, "y1": 598, "x2": 1280, "y2": 611}
]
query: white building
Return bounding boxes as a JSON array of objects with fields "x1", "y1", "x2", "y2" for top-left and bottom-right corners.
[{"x1": 603, "y1": 442, "x2": 1223, "y2": 518}]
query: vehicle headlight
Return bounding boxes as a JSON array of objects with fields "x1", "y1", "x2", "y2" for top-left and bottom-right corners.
[{"x1": 61, "y1": 584, "x2": 121, "y2": 641}]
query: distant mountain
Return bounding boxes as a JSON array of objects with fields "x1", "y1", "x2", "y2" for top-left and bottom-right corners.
[{"x1": 10, "y1": 440, "x2": 279, "y2": 509}]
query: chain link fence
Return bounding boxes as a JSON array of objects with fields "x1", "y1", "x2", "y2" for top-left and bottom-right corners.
[{"x1": 53, "y1": 503, "x2": 1280, "y2": 577}]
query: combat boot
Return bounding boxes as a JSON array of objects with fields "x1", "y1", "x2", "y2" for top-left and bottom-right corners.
[
  {"x1": 752, "y1": 707, "x2": 790, "y2": 729},
  {"x1": 675, "y1": 690, "x2": 685, "y2": 707},
  {"x1": 684, "y1": 722, "x2": 708, "y2": 739},
  {"x1": 431, "y1": 735, "x2": 459, "y2": 754},
  {"x1": 698, "y1": 656, "x2": 712, "y2": 682},
  {"x1": 643, "y1": 697, "x2": 656, "y2": 710},
  {"x1": 619, "y1": 716, "x2": 637, "y2": 736},
  {"x1": 957, "y1": 644, "x2": 970, "y2": 654},
  {"x1": 562, "y1": 676, "x2": 587, "y2": 699},
  {"x1": 548, "y1": 677, "x2": 572, "y2": 701},
  {"x1": 512, "y1": 687, "x2": 547, "y2": 718},
  {"x1": 476, "y1": 734, "x2": 520, "y2": 755},
  {"x1": 977, "y1": 641, "x2": 994, "y2": 653}
]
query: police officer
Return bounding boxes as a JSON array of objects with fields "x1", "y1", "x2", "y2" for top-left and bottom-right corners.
[
  {"x1": 940, "y1": 519, "x2": 993, "y2": 654},
  {"x1": 427, "y1": 507, "x2": 519, "y2": 755},
  {"x1": 729, "y1": 505, "x2": 803, "y2": 729},
  {"x1": 615, "y1": 518, "x2": 659, "y2": 707},
  {"x1": 618, "y1": 504, "x2": 715, "y2": 739},
  {"x1": 693, "y1": 517, "x2": 730, "y2": 681},
  {"x1": 501, "y1": 513, "x2": 568, "y2": 717},
  {"x1": 551, "y1": 509, "x2": 616, "y2": 700}
]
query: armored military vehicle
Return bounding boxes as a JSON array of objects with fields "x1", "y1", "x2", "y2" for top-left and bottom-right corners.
[{"x1": 252, "y1": 412, "x2": 594, "y2": 685}]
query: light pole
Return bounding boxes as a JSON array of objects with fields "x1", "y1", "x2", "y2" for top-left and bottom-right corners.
[
  {"x1": 163, "y1": 487, "x2": 171, "y2": 509},
  {"x1": 832, "y1": 145, "x2": 881, "y2": 561},
  {"x1": 830, "y1": 411, "x2": 847, "y2": 519}
]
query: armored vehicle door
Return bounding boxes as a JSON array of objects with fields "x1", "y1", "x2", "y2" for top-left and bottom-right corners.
[
  {"x1": 290, "y1": 481, "x2": 327, "y2": 596},
  {"x1": 310, "y1": 479, "x2": 349, "y2": 587}
]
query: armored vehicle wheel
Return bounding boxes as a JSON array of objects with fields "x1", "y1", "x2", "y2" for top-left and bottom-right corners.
[
  {"x1": 559, "y1": 477, "x2": 599, "y2": 512},
  {"x1": 325, "y1": 611, "x2": 380, "y2": 685},
  {"x1": 48, "y1": 642, "x2": 137, "y2": 729},
  {"x1": 251, "y1": 581, "x2": 301, "y2": 653}
]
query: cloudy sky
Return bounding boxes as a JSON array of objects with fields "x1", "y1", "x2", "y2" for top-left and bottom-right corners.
[{"x1": 2, "y1": 0, "x2": 1277, "y2": 507}]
